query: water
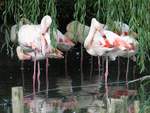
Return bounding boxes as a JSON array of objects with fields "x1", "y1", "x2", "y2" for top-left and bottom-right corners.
[{"x1": 0, "y1": 46, "x2": 138, "y2": 113}]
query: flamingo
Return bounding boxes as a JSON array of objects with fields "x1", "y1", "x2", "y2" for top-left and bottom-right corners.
[
  {"x1": 55, "y1": 29, "x2": 75, "y2": 78},
  {"x1": 49, "y1": 29, "x2": 75, "y2": 78},
  {"x1": 111, "y1": 22, "x2": 138, "y2": 89},
  {"x1": 104, "y1": 21, "x2": 139, "y2": 94},
  {"x1": 52, "y1": 29, "x2": 75, "y2": 51},
  {"x1": 10, "y1": 18, "x2": 32, "y2": 43},
  {"x1": 65, "y1": 21, "x2": 92, "y2": 84},
  {"x1": 66, "y1": 21, "x2": 90, "y2": 44},
  {"x1": 84, "y1": 18, "x2": 135, "y2": 108},
  {"x1": 17, "y1": 15, "x2": 63, "y2": 95},
  {"x1": 65, "y1": 21, "x2": 104, "y2": 82}
]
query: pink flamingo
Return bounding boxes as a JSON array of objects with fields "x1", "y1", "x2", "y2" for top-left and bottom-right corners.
[
  {"x1": 66, "y1": 21, "x2": 105, "y2": 81},
  {"x1": 50, "y1": 29, "x2": 75, "y2": 78},
  {"x1": 84, "y1": 18, "x2": 132, "y2": 105},
  {"x1": 55, "y1": 29, "x2": 75, "y2": 51},
  {"x1": 105, "y1": 21, "x2": 138, "y2": 90},
  {"x1": 17, "y1": 15, "x2": 63, "y2": 95},
  {"x1": 55, "y1": 29, "x2": 75, "y2": 78},
  {"x1": 65, "y1": 21, "x2": 93, "y2": 83}
]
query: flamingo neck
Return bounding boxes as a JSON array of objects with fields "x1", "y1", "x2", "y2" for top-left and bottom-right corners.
[{"x1": 84, "y1": 23, "x2": 96, "y2": 49}]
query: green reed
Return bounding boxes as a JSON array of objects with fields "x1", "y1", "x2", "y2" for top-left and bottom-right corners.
[
  {"x1": 1, "y1": 0, "x2": 150, "y2": 73},
  {"x1": 74, "y1": 0, "x2": 86, "y2": 85}
]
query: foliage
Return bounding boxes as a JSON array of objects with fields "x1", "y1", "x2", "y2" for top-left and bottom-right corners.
[
  {"x1": 94, "y1": 0, "x2": 150, "y2": 72},
  {"x1": 138, "y1": 80, "x2": 150, "y2": 113},
  {"x1": 1, "y1": 0, "x2": 150, "y2": 72}
]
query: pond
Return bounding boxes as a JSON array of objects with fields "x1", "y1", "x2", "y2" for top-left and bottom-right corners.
[{"x1": 0, "y1": 45, "x2": 139, "y2": 113}]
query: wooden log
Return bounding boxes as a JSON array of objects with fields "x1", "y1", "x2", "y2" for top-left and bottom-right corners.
[
  {"x1": 12, "y1": 87, "x2": 24, "y2": 113},
  {"x1": 109, "y1": 96, "x2": 128, "y2": 113}
]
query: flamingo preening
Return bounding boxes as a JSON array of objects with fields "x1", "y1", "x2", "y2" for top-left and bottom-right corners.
[
  {"x1": 65, "y1": 21, "x2": 92, "y2": 84},
  {"x1": 84, "y1": 18, "x2": 138, "y2": 108},
  {"x1": 66, "y1": 21, "x2": 102, "y2": 81},
  {"x1": 104, "y1": 21, "x2": 138, "y2": 91},
  {"x1": 55, "y1": 29, "x2": 75, "y2": 78},
  {"x1": 16, "y1": 15, "x2": 63, "y2": 95},
  {"x1": 54, "y1": 29, "x2": 75, "y2": 51},
  {"x1": 48, "y1": 29, "x2": 75, "y2": 78}
]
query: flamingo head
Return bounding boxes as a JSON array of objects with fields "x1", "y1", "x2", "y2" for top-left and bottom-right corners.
[
  {"x1": 40, "y1": 15, "x2": 52, "y2": 34},
  {"x1": 57, "y1": 36, "x2": 75, "y2": 51},
  {"x1": 91, "y1": 18, "x2": 104, "y2": 31}
]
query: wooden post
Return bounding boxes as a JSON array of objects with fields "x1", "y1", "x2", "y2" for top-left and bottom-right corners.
[
  {"x1": 134, "y1": 100, "x2": 140, "y2": 113},
  {"x1": 121, "y1": 96, "x2": 128, "y2": 113},
  {"x1": 12, "y1": 87, "x2": 24, "y2": 113}
]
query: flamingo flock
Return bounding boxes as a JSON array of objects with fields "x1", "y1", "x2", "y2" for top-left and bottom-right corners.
[{"x1": 14, "y1": 15, "x2": 138, "y2": 100}]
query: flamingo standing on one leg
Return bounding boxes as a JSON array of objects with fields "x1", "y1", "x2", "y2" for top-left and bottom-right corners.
[
  {"x1": 50, "y1": 29, "x2": 75, "y2": 78},
  {"x1": 105, "y1": 21, "x2": 138, "y2": 90},
  {"x1": 66, "y1": 21, "x2": 92, "y2": 83},
  {"x1": 84, "y1": 18, "x2": 133, "y2": 112},
  {"x1": 66, "y1": 21, "x2": 108, "y2": 82},
  {"x1": 120, "y1": 34, "x2": 138, "y2": 89},
  {"x1": 17, "y1": 15, "x2": 62, "y2": 95},
  {"x1": 65, "y1": 21, "x2": 95, "y2": 83}
]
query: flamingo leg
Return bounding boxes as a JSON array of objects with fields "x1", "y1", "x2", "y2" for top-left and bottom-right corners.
[
  {"x1": 102, "y1": 56, "x2": 105, "y2": 80},
  {"x1": 33, "y1": 57, "x2": 37, "y2": 96},
  {"x1": 105, "y1": 56, "x2": 109, "y2": 98},
  {"x1": 133, "y1": 64, "x2": 136, "y2": 88},
  {"x1": 98, "y1": 56, "x2": 101, "y2": 81},
  {"x1": 126, "y1": 56, "x2": 130, "y2": 90},
  {"x1": 46, "y1": 58, "x2": 49, "y2": 97},
  {"x1": 80, "y1": 44, "x2": 84, "y2": 85},
  {"x1": 105, "y1": 56, "x2": 111, "y2": 113},
  {"x1": 37, "y1": 61, "x2": 41, "y2": 92},
  {"x1": 21, "y1": 61, "x2": 25, "y2": 91},
  {"x1": 65, "y1": 52, "x2": 68, "y2": 78},
  {"x1": 90, "y1": 56, "x2": 93, "y2": 81},
  {"x1": 117, "y1": 57, "x2": 120, "y2": 88}
]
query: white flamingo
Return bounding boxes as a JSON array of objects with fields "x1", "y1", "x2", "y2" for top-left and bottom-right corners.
[{"x1": 17, "y1": 15, "x2": 63, "y2": 95}]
